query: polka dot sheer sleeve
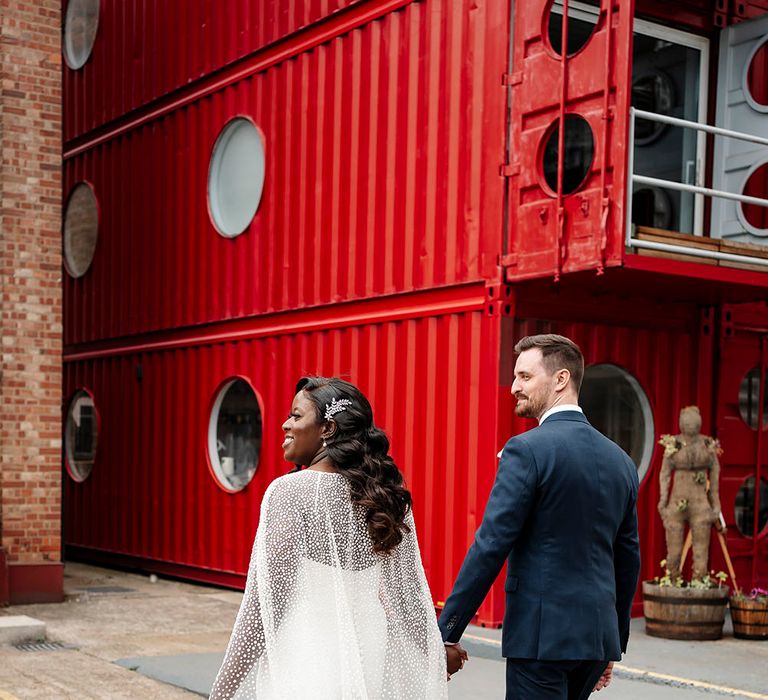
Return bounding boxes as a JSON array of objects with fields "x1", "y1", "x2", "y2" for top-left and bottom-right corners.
[{"x1": 209, "y1": 470, "x2": 447, "y2": 699}]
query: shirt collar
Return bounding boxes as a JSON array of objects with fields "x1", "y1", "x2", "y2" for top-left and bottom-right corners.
[{"x1": 539, "y1": 404, "x2": 583, "y2": 424}]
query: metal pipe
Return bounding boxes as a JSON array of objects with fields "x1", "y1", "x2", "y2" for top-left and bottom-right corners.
[
  {"x1": 555, "y1": 0, "x2": 569, "y2": 279},
  {"x1": 632, "y1": 107, "x2": 768, "y2": 148},
  {"x1": 633, "y1": 174, "x2": 768, "y2": 209},
  {"x1": 753, "y1": 337, "x2": 766, "y2": 589},
  {"x1": 598, "y1": 0, "x2": 613, "y2": 269},
  {"x1": 628, "y1": 238, "x2": 768, "y2": 267},
  {"x1": 625, "y1": 110, "x2": 636, "y2": 248}
]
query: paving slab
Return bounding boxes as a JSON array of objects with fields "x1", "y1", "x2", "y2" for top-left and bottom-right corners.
[
  {"x1": 1, "y1": 562, "x2": 766, "y2": 699},
  {"x1": 622, "y1": 617, "x2": 768, "y2": 695},
  {"x1": 0, "y1": 615, "x2": 46, "y2": 646},
  {"x1": 115, "y1": 652, "x2": 223, "y2": 697},
  {"x1": 457, "y1": 617, "x2": 768, "y2": 700},
  {"x1": 0, "y1": 645, "x2": 197, "y2": 700},
  {"x1": 448, "y1": 656, "x2": 768, "y2": 700}
]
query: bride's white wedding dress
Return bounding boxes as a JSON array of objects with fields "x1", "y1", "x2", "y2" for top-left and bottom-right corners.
[{"x1": 210, "y1": 470, "x2": 447, "y2": 699}]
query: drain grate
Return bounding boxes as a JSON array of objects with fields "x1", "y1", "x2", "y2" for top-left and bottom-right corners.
[
  {"x1": 14, "y1": 641, "x2": 76, "y2": 652},
  {"x1": 77, "y1": 585, "x2": 134, "y2": 594}
]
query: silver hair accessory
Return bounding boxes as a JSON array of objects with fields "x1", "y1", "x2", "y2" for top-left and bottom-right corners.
[{"x1": 325, "y1": 397, "x2": 352, "y2": 421}]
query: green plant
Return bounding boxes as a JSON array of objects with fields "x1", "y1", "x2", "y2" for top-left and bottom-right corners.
[
  {"x1": 651, "y1": 560, "x2": 728, "y2": 590},
  {"x1": 731, "y1": 587, "x2": 768, "y2": 603},
  {"x1": 653, "y1": 559, "x2": 684, "y2": 588},
  {"x1": 690, "y1": 573, "x2": 719, "y2": 590}
]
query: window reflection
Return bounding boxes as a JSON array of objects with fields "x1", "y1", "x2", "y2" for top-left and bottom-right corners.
[
  {"x1": 739, "y1": 367, "x2": 768, "y2": 429},
  {"x1": 734, "y1": 476, "x2": 768, "y2": 537},
  {"x1": 65, "y1": 390, "x2": 98, "y2": 482},
  {"x1": 581, "y1": 364, "x2": 654, "y2": 483},
  {"x1": 210, "y1": 379, "x2": 262, "y2": 491}
]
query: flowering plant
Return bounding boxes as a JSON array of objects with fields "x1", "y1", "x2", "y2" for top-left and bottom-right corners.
[
  {"x1": 731, "y1": 587, "x2": 768, "y2": 603},
  {"x1": 652, "y1": 560, "x2": 728, "y2": 590}
]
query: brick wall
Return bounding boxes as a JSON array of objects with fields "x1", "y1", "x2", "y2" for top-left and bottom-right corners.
[{"x1": 0, "y1": 0, "x2": 63, "y2": 603}]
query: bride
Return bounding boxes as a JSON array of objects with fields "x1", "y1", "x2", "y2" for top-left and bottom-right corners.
[{"x1": 209, "y1": 377, "x2": 448, "y2": 699}]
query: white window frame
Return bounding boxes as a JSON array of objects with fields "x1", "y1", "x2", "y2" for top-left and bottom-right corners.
[
  {"x1": 207, "y1": 117, "x2": 266, "y2": 238},
  {"x1": 207, "y1": 377, "x2": 263, "y2": 493},
  {"x1": 633, "y1": 16, "x2": 710, "y2": 236},
  {"x1": 555, "y1": 2, "x2": 710, "y2": 235},
  {"x1": 65, "y1": 388, "x2": 99, "y2": 483},
  {"x1": 63, "y1": 0, "x2": 100, "y2": 70}
]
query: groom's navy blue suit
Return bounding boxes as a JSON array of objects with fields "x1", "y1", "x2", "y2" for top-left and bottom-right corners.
[{"x1": 439, "y1": 411, "x2": 641, "y2": 699}]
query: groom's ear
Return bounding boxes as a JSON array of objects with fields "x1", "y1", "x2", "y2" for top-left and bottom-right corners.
[{"x1": 554, "y1": 368, "x2": 571, "y2": 392}]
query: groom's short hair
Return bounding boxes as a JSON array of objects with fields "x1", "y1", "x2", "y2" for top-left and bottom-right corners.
[{"x1": 514, "y1": 334, "x2": 584, "y2": 393}]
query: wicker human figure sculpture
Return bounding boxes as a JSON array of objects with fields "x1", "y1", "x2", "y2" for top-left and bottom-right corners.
[{"x1": 658, "y1": 406, "x2": 722, "y2": 581}]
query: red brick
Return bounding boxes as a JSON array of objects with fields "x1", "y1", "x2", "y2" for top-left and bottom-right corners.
[{"x1": 1, "y1": 0, "x2": 62, "y2": 567}]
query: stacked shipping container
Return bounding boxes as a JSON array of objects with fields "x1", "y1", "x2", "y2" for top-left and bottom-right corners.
[{"x1": 63, "y1": 0, "x2": 768, "y2": 625}]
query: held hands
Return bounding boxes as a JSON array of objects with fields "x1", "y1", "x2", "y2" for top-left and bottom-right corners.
[
  {"x1": 445, "y1": 643, "x2": 469, "y2": 679},
  {"x1": 593, "y1": 661, "x2": 614, "y2": 692}
]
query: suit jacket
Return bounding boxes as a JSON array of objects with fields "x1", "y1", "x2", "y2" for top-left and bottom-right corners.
[{"x1": 438, "y1": 411, "x2": 641, "y2": 661}]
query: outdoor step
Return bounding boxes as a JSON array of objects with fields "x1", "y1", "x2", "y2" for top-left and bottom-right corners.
[{"x1": 0, "y1": 615, "x2": 46, "y2": 645}]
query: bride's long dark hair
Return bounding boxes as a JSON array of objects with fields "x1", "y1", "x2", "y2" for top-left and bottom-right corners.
[{"x1": 296, "y1": 376, "x2": 412, "y2": 554}]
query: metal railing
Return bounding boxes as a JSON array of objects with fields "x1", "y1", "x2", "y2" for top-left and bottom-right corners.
[{"x1": 626, "y1": 107, "x2": 768, "y2": 268}]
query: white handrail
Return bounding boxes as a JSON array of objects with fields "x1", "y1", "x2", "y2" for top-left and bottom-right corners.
[
  {"x1": 632, "y1": 239, "x2": 768, "y2": 267},
  {"x1": 633, "y1": 108, "x2": 768, "y2": 148},
  {"x1": 626, "y1": 107, "x2": 768, "y2": 268},
  {"x1": 633, "y1": 174, "x2": 768, "y2": 209}
]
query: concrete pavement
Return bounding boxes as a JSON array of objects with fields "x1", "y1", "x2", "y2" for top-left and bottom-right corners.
[{"x1": 0, "y1": 562, "x2": 766, "y2": 699}]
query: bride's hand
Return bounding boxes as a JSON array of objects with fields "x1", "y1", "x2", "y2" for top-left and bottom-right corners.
[{"x1": 445, "y1": 643, "x2": 468, "y2": 677}]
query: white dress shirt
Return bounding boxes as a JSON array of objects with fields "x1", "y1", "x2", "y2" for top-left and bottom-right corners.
[
  {"x1": 495, "y1": 404, "x2": 584, "y2": 458},
  {"x1": 538, "y1": 403, "x2": 583, "y2": 424}
]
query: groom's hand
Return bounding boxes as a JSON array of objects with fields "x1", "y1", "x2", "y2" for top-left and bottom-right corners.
[
  {"x1": 593, "y1": 661, "x2": 614, "y2": 691},
  {"x1": 445, "y1": 643, "x2": 468, "y2": 677}
]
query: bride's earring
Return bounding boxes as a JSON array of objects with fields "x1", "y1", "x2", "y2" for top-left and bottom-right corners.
[{"x1": 322, "y1": 439, "x2": 327, "y2": 448}]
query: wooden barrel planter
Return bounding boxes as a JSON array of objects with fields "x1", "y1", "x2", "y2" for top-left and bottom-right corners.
[
  {"x1": 642, "y1": 581, "x2": 729, "y2": 640},
  {"x1": 729, "y1": 597, "x2": 768, "y2": 640}
]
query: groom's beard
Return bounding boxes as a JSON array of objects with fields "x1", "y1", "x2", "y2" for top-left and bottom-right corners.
[{"x1": 514, "y1": 393, "x2": 544, "y2": 419}]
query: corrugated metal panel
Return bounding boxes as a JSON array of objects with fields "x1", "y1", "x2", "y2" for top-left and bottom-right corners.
[
  {"x1": 63, "y1": 0, "x2": 365, "y2": 141},
  {"x1": 63, "y1": 307, "x2": 505, "y2": 623},
  {"x1": 509, "y1": 314, "x2": 703, "y2": 606},
  {"x1": 715, "y1": 304, "x2": 768, "y2": 590},
  {"x1": 63, "y1": 0, "x2": 506, "y2": 345}
]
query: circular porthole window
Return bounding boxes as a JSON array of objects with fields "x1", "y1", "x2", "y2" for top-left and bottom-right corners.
[
  {"x1": 208, "y1": 118, "x2": 266, "y2": 237},
  {"x1": 63, "y1": 0, "x2": 100, "y2": 70},
  {"x1": 737, "y1": 162, "x2": 768, "y2": 236},
  {"x1": 632, "y1": 70, "x2": 675, "y2": 146},
  {"x1": 65, "y1": 390, "x2": 99, "y2": 482},
  {"x1": 632, "y1": 186, "x2": 673, "y2": 229},
  {"x1": 738, "y1": 367, "x2": 768, "y2": 429},
  {"x1": 734, "y1": 475, "x2": 768, "y2": 537},
  {"x1": 546, "y1": 0, "x2": 600, "y2": 57},
  {"x1": 580, "y1": 364, "x2": 655, "y2": 483},
  {"x1": 208, "y1": 378, "x2": 263, "y2": 492},
  {"x1": 540, "y1": 115, "x2": 595, "y2": 196},
  {"x1": 744, "y1": 36, "x2": 768, "y2": 112},
  {"x1": 63, "y1": 182, "x2": 99, "y2": 278}
]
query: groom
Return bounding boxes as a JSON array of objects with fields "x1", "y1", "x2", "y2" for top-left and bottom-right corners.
[{"x1": 438, "y1": 334, "x2": 641, "y2": 699}]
